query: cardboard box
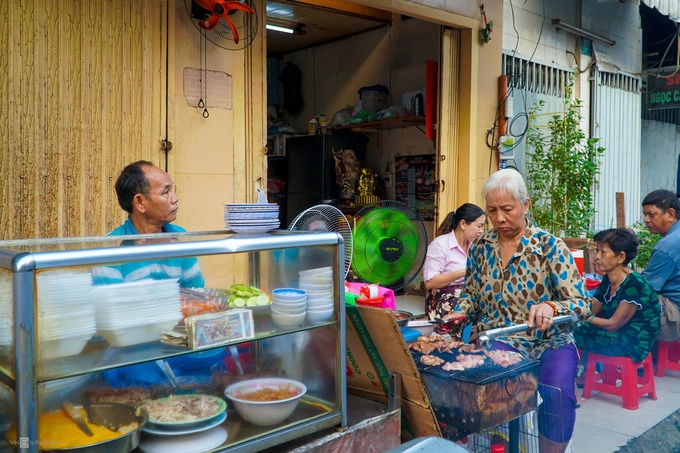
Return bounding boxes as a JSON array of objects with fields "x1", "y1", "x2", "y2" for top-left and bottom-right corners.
[{"x1": 345, "y1": 305, "x2": 440, "y2": 439}]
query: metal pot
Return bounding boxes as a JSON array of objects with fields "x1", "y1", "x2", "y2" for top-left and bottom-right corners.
[
  {"x1": 45, "y1": 403, "x2": 148, "y2": 453},
  {"x1": 393, "y1": 310, "x2": 413, "y2": 328}
]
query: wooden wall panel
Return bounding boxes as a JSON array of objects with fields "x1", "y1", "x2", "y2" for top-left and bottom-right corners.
[{"x1": 0, "y1": 0, "x2": 163, "y2": 239}]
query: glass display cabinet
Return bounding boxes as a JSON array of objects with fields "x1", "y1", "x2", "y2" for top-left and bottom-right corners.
[{"x1": 0, "y1": 230, "x2": 346, "y2": 452}]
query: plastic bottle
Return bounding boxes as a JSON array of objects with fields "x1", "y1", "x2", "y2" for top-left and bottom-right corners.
[
  {"x1": 308, "y1": 117, "x2": 318, "y2": 135},
  {"x1": 318, "y1": 113, "x2": 328, "y2": 135}
]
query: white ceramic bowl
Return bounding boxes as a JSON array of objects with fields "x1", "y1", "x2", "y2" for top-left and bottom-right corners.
[
  {"x1": 271, "y1": 310, "x2": 306, "y2": 329},
  {"x1": 271, "y1": 300, "x2": 307, "y2": 310},
  {"x1": 306, "y1": 309, "x2": 334, "y2": 325},
  {"x1": 299, "y1": 276, "x2": 333, "y2": 286},
  {"x1": 271, "y1": 305, "x2": 306, "y2": 316},
  {"x1": 272, "y1": 288, "x2": 307, "y2": 302},
  {"x1": 298, "y1": 283, "x2": 332, "y2": 292},
  {"x1": 298, "y1": 267, "x2": 332, "y2": 277},
  {"x1": 271, "y1": 295, "x2": 307, "y2": 305},
  {"x1": 306, "y1": 298, "x2": 333, "y2": 309},
  {"x1": 224, "y1": 378, "x2": 307, "y2": 426}
]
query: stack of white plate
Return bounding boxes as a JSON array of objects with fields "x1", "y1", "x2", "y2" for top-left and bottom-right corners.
[
  {"x1": 224, "y1": 203, "x2": 280, "y2": 234},
  {"x1": 270, "y1": 288, "x2": 307, "y2": 329},
  {"x1": 93, "y1": 279, "x2": 182, "y2": 347},
  {"x1": 36, "y1": 272, "x2": 97, "y2": 360},
  {"x1": 298, "y1": 267, "x2": 334, "y2": 324}
]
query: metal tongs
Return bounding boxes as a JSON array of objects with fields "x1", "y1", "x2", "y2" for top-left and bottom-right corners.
[{"x1": 478, "y1": 312, "x2": 579, "y2": 348}]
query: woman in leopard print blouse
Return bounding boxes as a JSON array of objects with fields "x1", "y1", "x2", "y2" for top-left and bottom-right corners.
[{"x1": 445, "y1": 169, "x2": 591, "y2": 453}]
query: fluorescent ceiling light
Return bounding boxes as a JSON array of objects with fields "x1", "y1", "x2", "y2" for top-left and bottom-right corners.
[
  {"x1": 552, "y1": 19, "x2": 615, "y2": 46},
  {"x1": 266, "y1": 23, "x2": 295, "y2": 34}
]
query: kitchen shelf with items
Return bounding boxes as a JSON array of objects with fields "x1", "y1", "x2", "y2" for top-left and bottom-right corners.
[
  {"x1": 331, "y1": 115, "x2": 426, "y2": 132},
  {"x1": 0, "y1": 230, "x2": 346, "y2": 452}
]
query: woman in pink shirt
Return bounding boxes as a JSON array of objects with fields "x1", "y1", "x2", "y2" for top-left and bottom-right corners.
[{"x1": 423, "y1": 203, "x2": 486, "y2": 322}]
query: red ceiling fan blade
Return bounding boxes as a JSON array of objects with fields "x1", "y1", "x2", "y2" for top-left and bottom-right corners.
[
  {"x1": 192, "y1": 0, "x2": 255, "y2": 38},
  {"x1": 199, "y1": 14, "x2": 220, "y2": 31},
  {"x1": 223, "y1": 16, "x2": 240, "y2": 44},
  {"x1": 222, "y1": 1, "x2": 254, "y2": 15}
]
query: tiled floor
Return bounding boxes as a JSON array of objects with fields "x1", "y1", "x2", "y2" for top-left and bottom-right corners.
[{"x1": 394, "y1": 295, "x2": 680, "y2": 452}]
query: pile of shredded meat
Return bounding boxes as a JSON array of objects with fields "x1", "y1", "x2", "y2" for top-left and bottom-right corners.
[
  {"x1": 484, "y1": 349, "x2": 523, "y2": 367},
  {"x1": 420, "y1": 355, "x2": 445, "y2": 366},
  {"x1": 87, "y1": 386, "x2": 152, "y2": 406},
  {"x1": 409, "y1": 334, "x2": 464, "y2": 355},
  {"x1": 142, "y1": 394, "x2": 224, "y2": 423},
  {"x1": 410, "y1": 333, "x2": 526, "y2": 372},
  {"x1": 442, "y1": 361, "x2": 466, "y2": 371}
]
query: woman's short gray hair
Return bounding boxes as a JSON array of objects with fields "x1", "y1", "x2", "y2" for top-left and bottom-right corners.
[{"x1": 482, "y1": 169, "x2": 529, "y2": 205}]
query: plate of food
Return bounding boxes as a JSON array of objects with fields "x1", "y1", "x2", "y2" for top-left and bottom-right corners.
[
  {"x1": 141, "y1": 394, "x2": 227, "y2": 431},
  {"x1": 141, "y1": 411, "x2": 227, "y2": 436}
]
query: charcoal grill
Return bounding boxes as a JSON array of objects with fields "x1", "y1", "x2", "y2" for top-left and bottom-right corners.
[{"x1": 413, "y1": 347, "x2": 539, "y2": 440}]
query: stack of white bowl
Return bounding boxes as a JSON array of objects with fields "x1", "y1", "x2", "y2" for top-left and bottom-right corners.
[
  {"x1": 298, "y1": 267, "x2": 334, "y2": 325},
  {"x1": 271, "y1": 288, "x2": 307, "y2": 329},
  {"x1": 92, "y1": 279, "x2": 182, "y2": 347},
  {"x1": 36, "y1": 271, "x2": 97, "y2": 360}
]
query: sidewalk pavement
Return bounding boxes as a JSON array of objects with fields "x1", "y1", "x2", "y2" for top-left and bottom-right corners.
[{"x1": 395, "y1": 295, "x2": 680, "y2": 452}]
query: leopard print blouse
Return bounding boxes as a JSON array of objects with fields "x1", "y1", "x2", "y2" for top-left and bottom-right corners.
[{"x1": 457, "y1": 223, "x2": 591, "y2": 359}]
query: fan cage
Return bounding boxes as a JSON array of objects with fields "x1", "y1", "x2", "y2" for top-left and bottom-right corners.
[
  {"x1": 185, "y1": 0, "x2": 258, "y2": 51},
  {"x1": 351, "y1": 201, "x2": 428, "y2": 292},
  {"x1": 288, "y1": 205, "x2": 353, "y2": 279}
]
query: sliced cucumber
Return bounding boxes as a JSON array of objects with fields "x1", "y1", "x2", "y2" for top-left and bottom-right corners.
[
  {"x1": 232, "y1": 297, "x2": 246, "y2": 307},
  {"x1": 256, "y1": 294, "x2": 271, "y2": 306},
  {"x1": 246, "y1": 296, "x2": 259, "y2": 307}
]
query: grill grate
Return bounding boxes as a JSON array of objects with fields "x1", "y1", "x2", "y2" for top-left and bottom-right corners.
[{"x1": 412, "y1": 348, "x2": 540, "y2": 384}]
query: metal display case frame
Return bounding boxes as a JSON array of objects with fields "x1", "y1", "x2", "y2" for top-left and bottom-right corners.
[{"x1": 0, "y1": 230, "x2": 346, "y2": 452}]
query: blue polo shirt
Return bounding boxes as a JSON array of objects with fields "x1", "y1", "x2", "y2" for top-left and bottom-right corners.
[
  {"x1": 642, "y1": 220, "x2": 680, "y2": 307},
  {"x1": 92, "y1": 217, "x2": 205, "y2": 288}
]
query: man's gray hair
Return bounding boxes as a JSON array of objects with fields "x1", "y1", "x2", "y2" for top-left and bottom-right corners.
[{"x1": 482, "y1": 169, "x2": 529, "y2": 205}]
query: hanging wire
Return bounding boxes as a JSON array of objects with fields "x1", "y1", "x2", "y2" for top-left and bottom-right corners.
[
  {"x1": 655, "y1": 24, "x2": 680, "y2": 79},
  {"x1": 202, "y1": 33, "x2": 209, "y2": 118},
  {"x1": 198, "y1": 32, "x2": 205, "y2": 109}
]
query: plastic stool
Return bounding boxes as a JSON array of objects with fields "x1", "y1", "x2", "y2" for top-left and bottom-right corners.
[
  {"x1": 581, "y1": 352, "x2": 657, "y2": 410},
  {"x1": 655, "y1": 340, "x2": 680, "y2": 377}
]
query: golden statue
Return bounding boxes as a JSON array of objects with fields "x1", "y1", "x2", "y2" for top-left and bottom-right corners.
[{"x1": 356, "y1": 168, "x2": 379, "y2": 206}]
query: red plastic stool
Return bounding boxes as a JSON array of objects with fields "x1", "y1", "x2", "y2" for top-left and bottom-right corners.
[
  {"x1": 655, "y1": 340, "x2": 680, "y2": 377},
  {"x1": 581, "y1": 352, "x2": 657, "y2": 410}
]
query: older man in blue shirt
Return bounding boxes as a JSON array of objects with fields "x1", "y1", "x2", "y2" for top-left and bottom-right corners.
[
  {"x1": 93, "y1": 160, "x2": 204, "y2": 288},
  {"x1": 641, "y1": 189, "x2": 680, "y2": 341}
]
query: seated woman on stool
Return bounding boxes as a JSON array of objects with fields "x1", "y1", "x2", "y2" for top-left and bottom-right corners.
[
  {"x1": 574, "y1": 228, "x2": 661, "y2": 368},
  {"x1": 423, "y1": 203, "x2": 485, "y2": 323}
]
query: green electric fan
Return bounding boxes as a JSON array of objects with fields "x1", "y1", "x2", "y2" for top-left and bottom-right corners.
[{"x1": 351, "y1": 201, "x2": 428, "y2": 291}]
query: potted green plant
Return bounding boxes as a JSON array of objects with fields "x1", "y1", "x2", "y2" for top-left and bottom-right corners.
[
  {"x1": 630, "y1": 221, "x2": 660, "y2": 271},
  {"x1": 525, "y1": 77, "x2": 606, "y2": 238}
]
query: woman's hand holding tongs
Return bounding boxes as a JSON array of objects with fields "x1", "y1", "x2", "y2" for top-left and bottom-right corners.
[
  {"x1": 441, "y1": 312, "x2": 467, "y2": 333},
  {"x1": 528, "y1": 302, "x2": 556, "y2": 332}
]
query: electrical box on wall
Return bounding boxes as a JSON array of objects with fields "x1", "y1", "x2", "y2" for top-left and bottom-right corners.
[{"x1": 498, "y1": 135, "x2": 515, "y2": 168}]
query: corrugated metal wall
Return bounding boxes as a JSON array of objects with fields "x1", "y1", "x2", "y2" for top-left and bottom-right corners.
[
  {"x1": 0, "y1": 0, "x2": 164, "y2": 239},
  {"x1": 591, "y1": 70, "x2": 642, "y2": 229},
  {"x1": 502, "y1": 55, "x2": 573, "y2": 178}
]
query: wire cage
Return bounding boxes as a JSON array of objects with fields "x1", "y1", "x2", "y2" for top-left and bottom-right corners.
[{"x1": 466, "y1": 383, "x2": 574, "y2": 453}]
